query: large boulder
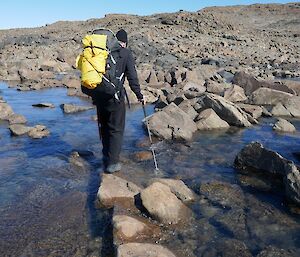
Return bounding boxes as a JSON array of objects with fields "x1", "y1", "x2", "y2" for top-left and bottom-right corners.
[
  {"x1": 61, "y1": 104, "x2": 94, "y2": 114},
  {"x1": 273, "y1": 118, "x2": 296, "y2": 133},
  {"x1": 146, "y1": 103, "x2": 197, "y2": 141},
  {"x1": 177, "y1": 100, "x2": 198, "y2": 120},
  {"x1": 140, "y1": 182, "x2": 191, "y2": 224},
  {"x1": 117, "y1": 243, "x2": 176, "y2": 257},
  {"x1": 271, "y1": 102, "x2": 291, "y2": 117},
  {"x1": 97, "y1": 174, "x2": 142, "y2": 207},
  {"x1": 235, "y1": 142, "x2": 291, "y2": 176},
  {"x1": 250, "y1": 88, "x2": 294, "y2": 105},
  {"x1": 9, "y1": 124, "x2": 32, "y2": 136},
  {"x1": 224, "y1": 85, "x2": 247, "y2": 102},
  {"x1": 200, "y1": 93, "x2": 252, "y2": 127},
  {"x1": 232, "y1": 71, "x2": 294, "y2": 96},
  {"x1": 0, "y1": 103, "x2": 14, "y2": 120},
  {"x1": 284, "y1": 96, "x2": 300, "y2": 118},
  {"x1": 205, "y1": 80, "x2": 229, "y2": 95},
  {"x1": 195, "y1": 108, "x2": 230, "y2": 130}
]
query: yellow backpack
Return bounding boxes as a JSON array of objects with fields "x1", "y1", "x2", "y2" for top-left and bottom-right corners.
[{"x1": 76, "y1": 34, "x2": 109, "y2": 89}]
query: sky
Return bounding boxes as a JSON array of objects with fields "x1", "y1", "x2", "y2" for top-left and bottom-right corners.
[{"x1": 0, "y1": 0, "x2": 295, "y2": 29}]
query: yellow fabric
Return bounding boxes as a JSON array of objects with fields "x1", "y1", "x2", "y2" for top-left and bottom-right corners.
[{"x1": 76, "y1": 34, "x2": 108, "y2": 89}]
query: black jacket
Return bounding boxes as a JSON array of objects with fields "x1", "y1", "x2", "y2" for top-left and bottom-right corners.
[{"x1": 82, "y1": 47, "x2": 143, "y2": 103}]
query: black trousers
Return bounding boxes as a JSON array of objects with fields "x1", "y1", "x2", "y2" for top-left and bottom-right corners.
[{"x1": 96, "y1": 99, "x2": 126, "y2": 166}]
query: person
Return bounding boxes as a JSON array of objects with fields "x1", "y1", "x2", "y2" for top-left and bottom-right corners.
[{"x1": 94, "y1": 29, "x2": 143, "y2": 173}]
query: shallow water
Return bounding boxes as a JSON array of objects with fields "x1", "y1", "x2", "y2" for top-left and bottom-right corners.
[{"x1": 0, "y1": 82, "x2": 299, "y2": 256}]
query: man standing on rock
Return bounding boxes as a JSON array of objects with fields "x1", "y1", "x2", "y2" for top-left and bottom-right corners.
[{"x1": 92, "y1": 29, "x2": 144, "y2": 173}]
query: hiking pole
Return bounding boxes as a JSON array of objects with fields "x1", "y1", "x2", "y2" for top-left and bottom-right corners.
[{"x1": 142, "y1": 102, "x2": 159, "y2": 171}]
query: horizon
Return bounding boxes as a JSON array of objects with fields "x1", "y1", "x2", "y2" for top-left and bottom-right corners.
[{"x1": 0, "y1": 0, "x2": 294, "y2": 30}]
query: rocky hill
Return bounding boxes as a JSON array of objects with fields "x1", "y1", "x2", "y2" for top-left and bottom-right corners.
[{"x1": 0, "y1": 2, "x2": 299, "y2": 86}]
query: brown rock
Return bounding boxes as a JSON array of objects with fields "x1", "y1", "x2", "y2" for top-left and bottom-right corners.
[
  {"x1": 117, "y1": 243, "x2": 176, "y2": 257},
  {"x1": 134, "y1": 151, "x2": 153, "y2": 161}
]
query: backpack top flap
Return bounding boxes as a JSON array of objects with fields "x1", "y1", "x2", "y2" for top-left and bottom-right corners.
[{"x1": 92, "y1": 28, "x2": 121, "y2": 53}]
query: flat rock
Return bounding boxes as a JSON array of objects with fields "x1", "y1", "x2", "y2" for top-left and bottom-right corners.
[
  {"x1": 9, "y1": 124, "x2": 32, "y2": 136},
  {"x1": 250, "y1": 88, "x2": 294, "y2": 105},
  {"x1": 200, "y1": 93, "x2": 251, "y2": 127},
  {"x1": 32, "y1": 103, "x2": 55, "y2": 108},
  {"x1": 147, "y1": 103, "x2": 197, "y2": 141},
  {"x1": 61, "y1": 103, "x2": 94, "y2": 114},
  {"x1": 150, "y1": 178, "x2": 195, "y2": 203},
  {"x1": 8, "y1": 114, "x2": 27, "y2": 125},
  {"x1": 117, "y1": 243, "x2": 176, "y2": 257},
  {"x1": 195, "y1": 108, "x2": 230, "y2": 130},
  {"x1": 141, "y1": 182, "x2": 191, "y2": 224},
  {"x1": 97, "y1": 174, "x2": 142, "y2": 207},
  {"x1": 273, "y1": 118, "x2": 296, "y2": 133},
  {"x1": 177, "y1": 100, "x2": 198, "y2": 120}
]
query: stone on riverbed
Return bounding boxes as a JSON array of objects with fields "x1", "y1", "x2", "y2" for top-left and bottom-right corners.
[
  {"x1": 0, "y1": 102, "x2": 14, "y2": 120},
  {"x1": 97, "y1": 174, "x2": 142, "y2": 208},
  {"x1": 140, "y1": 182, "x2": 191, "y2": 224},
  {"x1": 195, "y1": 108, "x2": 230, "y2": 130},
  {"x1": 61, "y1": 103, "x2": 94, "y2": 114},
  {"x1": 257, "y1": 246, "x2": 296, "y2": 257},
  {"x1": 273, "y1": 118, "x2": 296, "y2": 133},
  {"x1": 117, "y1": 243, "x2": 176, "y2": 257},
  {"x1": 146, "y1": 102, "x2": 197, "y2": 141}
]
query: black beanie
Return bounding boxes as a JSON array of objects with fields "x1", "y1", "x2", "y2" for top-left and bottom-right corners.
[{"x1": 116, "y1": 29, "x2": 128, "y2": 43}]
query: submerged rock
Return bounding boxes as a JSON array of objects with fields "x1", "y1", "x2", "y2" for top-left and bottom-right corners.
[
  {"x1": 257, "y1": 246, "x2": 296, "y2": 257},
  {"x1": 97, "y1": 174, "x2": 142, "y2": 208},
  {"x1": 273, "y1": 118, "x2": 296, "y2": 133},
  {"x1": 117, "y1": 243, "x2": 176, "y2": 257},
  {"x1": 141, "y1": 182, "x2": 191, "y2": 224},
  {"x1": 134, "y1": 151, "x2": 153, "y2": 161},
  {"x1": 32, "y1": 103, "x2": 55, "y2": 108}
]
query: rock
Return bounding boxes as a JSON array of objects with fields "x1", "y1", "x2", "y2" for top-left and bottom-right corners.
[
  {"x1": 199, "y1": 182, "x2": 246, "y2": 209},
  {"x1": 177, "y1": 100, "x2": 198, "y2": 120},
  {"x1": 234, "y1": 142, "x2": 290, "y2": 176},
  {"x1": 150, "y1": 179, "x2": 195, "y2": 203},
  {"x1": 28, "y1": 125, "x2": 50, "y2": 139},
  {"x1": 195, "y1": 108, "x2": 230, "y2": 130},
  {"x1": 200, "y1": 93, "x2": 252, "y2": 127},
  {"x1": 134, "y1": 151, "x2": 153, "y2": 161},
  {"x1": 18, "y1": 69, "x2": 40, "y2": 82},
  {"x1": 141, "y1": 182, "x2": 191, "y2": 224},
  {"x1": 284, "y1": 96, "x2": 300, "y2": 118},
  {"x1": 113, "y1": 215, "x2": 148, "y2": 240},
  {"x1": 261, "y1": 106, "x2": 272, "y2": 117},
  {"x1": 284, "y1": 162, "x2": 300, "y2": 205},
  {"x1": 273, "y1": 118, "x2": 296, "y2": 133},
  {"x1": 8, "y1": 114, "x2": 27, "y2": 124},
  {"x1": 250, "y1": 88, "x2": 294, "y2": 105},
  {"x1": 0, "y1": 103, "x2": 14, "y2": 120},
  {"x1": 200, "y1": 239, "x2": 252, "y2": 257},
  {"x1": 236, "y1": 104, "x2": 263, "y2": 119},
  {"x1": 166, "y1": 92, "x2": 186, "y2": 105},
  {"x1": 257, "y1": 246, "x2": 295, "y2": 257},
  {"x1": 146, "y1": 70, "x2": 159, "y2": 86},
  {"x1": 232, "y1": 71, "x2": 294, "y2": 96},
  {"x1": 224, "y1": 85, "x2": 247, "y2": 102},
  {"x1": 146, "y1": 103, "x2": 197, "y2": 141},
  {"x1": 9, "y1": 124, "x2": 32, "y2": 136},
  {"x1": 182, "y1": 81, "x2": 206, "y2": 93},
  {"x1": 117, "y1": 243, "x2": 176, "y2": 257},
  {"x1": 61, "y1": 104, "x2": 94, "y2": 114},
  {"x1": 271, "y1": 102, "x2": 291, "y2": 116},
  {"x1": 32, "y1": 103, "x2": 55, "y2": 108},
  {"x1": 62, "y1": 78, "x2": 80, "y2": 89},
  {"x1": 205, "y1": 80, "x2": 229, "y2": 95},
  {"x1": 97, "y1": 174, "x2": 142, "y2": 207}
]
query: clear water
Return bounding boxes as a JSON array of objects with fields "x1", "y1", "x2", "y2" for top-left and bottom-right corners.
[{"x1": 0, "y1": 82, "x2": 299, "y2": 257}]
